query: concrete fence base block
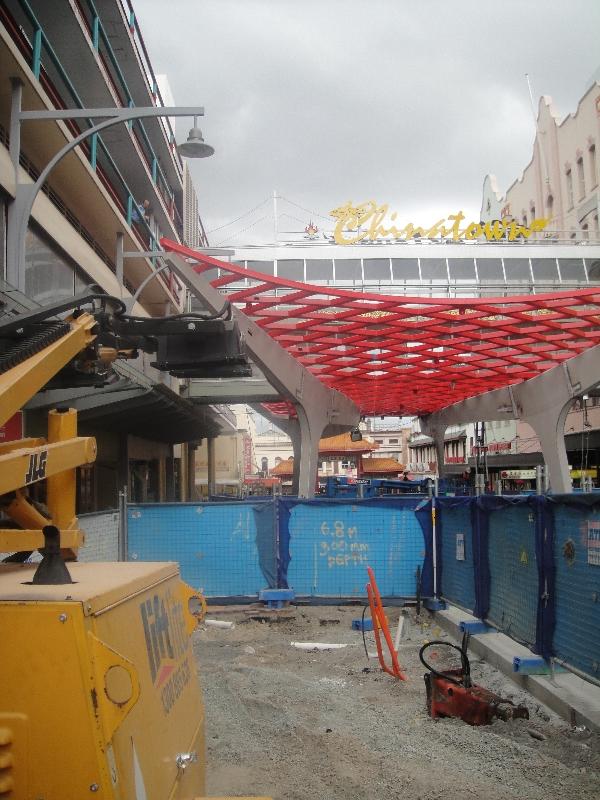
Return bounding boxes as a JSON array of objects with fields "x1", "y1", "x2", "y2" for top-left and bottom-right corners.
[
  {"x1": 436, "y1": 604, "x2": 600, "y2": 733},
  {"x1": 259, "y1": 588, "x2": 295, "y2": 609},
  {"x1": 513, "y1": 656, "x2": 567, "y2": 675},
  {"x1": 459, "y1": 620, "x2": 493, "y2": 634},
  {"x1": 352, "y1": 618, "x2": 373, "y2": 631},
  {"x1": 423, "y1": 598, "x2": 446, "y2": 611}
]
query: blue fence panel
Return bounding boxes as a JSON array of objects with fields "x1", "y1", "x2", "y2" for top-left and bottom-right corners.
[
  {"x1": 438, "y1": 502, "x2": 476, "y2": 612},
  {"x1": 552, "y1": 501, "x2": 600, "y2": 680},
  {"x1": 127, "y1": 502, "x2": 274, "y2": 596},
  {"x1": 486, "y1": 504, "x2": 538, "y2": 647},
  {"x1": 282, "y1": 499, "x2": 426, "y2": 597}
]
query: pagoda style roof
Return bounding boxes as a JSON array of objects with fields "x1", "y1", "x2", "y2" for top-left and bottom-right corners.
[
  {"x1": 271, "y1": 458, "x2": 294, "y2": 477},
  {"x1": 361, "y1": 457, "x2": 405, "y2": 475},
  {"x1": 318, "y1": 433, "x2": 378, "y2": 454}
]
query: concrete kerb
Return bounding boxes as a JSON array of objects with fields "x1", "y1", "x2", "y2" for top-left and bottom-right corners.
[{"x1": 434, "y1": 604, "x2": 600, "y2": 733}]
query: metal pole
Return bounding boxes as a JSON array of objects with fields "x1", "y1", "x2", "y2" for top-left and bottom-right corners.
[
  {"x1": 118, "y1": 484, "x2": 128, "y2": 561},
  {"x1": 431, "y1": 498, "x2": 438, "y2": 597},
  {"x1": 535, "y1": 465, "x2": 544, "y2": 495},
  {"x1": 115, "y1": 231, "x2": 124, "y2": 297}
]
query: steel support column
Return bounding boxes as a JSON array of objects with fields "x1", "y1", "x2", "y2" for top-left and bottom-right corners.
[
  {"x1": 166, "y1": 252, "x2": 360, "y2": 497},
  {"x1": 418, "y1": 344, "x2": 600, "y2": 492},
  {"x1": 207, "y1": 437, "x2": 216, "y2": 498},
  {"x1": 419, "y1": 418, "x2": 447, "y2": 479}
]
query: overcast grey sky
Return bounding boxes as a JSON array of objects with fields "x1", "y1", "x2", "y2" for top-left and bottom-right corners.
[{"x1": 136, "y1": 0, "x2": 600, "y2": 246}]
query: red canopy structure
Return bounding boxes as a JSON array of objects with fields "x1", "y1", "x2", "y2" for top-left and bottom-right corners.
[{"x1": 163, "y1": 239, "x2": 600, "y2": 417}]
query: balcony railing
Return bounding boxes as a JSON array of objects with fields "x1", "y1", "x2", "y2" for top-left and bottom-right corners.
[
  {"x1": 73, "y1": 0, "x2": 177, "y2": 213},
  {"x1": 1, "y1": 0, "x2": 183, "y2": 302}
]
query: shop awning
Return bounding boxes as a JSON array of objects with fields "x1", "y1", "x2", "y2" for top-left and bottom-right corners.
[{"x1": 26, "y1": 362, "x2": 232, "y2": 444}]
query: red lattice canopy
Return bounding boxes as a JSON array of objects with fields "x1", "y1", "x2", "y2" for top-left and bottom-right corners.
[{"x1": 163, "y1": 239, "x2": 600, "y2": 417}]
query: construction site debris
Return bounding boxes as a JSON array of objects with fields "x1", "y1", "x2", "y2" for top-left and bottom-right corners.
[
  {"x1": 195, "y1": 606, "x2": 600, "y2": 800},
  {"x1": 205, "y1": 619, "x2": 236, "y2": 630}
]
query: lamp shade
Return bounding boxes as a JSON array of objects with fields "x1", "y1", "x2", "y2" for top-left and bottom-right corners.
[{"x1": 177, "y1": 123, "x2": 214, "y2": 158}]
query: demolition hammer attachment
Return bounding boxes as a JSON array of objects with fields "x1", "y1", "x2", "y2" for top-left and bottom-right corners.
[{"x1": 419, "y1": 639, "x2": 529, "y2": 726}]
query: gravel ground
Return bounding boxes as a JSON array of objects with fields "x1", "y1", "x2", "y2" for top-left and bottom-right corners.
[{"x1": 192, "y1": 605, "x2": 600, "y2": 800}]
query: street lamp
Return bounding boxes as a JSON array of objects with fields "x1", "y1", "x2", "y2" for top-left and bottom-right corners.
[
  {"x1": 177, "y1": 116, "x2": 214, "y2": 159},
  {"x1": 7, "y1": 77, "x2": 214, "y2": 291}
]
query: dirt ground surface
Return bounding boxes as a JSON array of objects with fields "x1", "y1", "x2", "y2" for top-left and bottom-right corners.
[{"x1": 192, "y1": 605, "x2": 600, "y2": 800}]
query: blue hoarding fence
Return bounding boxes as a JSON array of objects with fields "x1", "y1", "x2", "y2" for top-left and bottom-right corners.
[
  {"x1": 437, "y1": 494, "x2": 600, "y2": 683},
  {"x1": 125, "y1": 493, "x2": 600, "y2": 683},
  {"x1": 278, "y1": 497, "x2": 432, "y2": 598},
  {"x1": 126, "y1": 496, "x2": 433, "y2": 600}
]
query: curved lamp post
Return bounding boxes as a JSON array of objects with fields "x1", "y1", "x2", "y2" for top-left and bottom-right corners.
[{"x1": 7, "y1": 77, "x2": 214, "y2": 291}]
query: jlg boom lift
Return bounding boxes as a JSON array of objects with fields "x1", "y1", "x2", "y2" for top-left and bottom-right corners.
[{"x1": 0, "y1": 293, "x2": 269, "y2": 800}]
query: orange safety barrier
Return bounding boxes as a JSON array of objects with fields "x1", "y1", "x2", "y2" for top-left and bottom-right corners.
[{"x1": 366, "y1": 566, "x2": 407, "y2": 681}]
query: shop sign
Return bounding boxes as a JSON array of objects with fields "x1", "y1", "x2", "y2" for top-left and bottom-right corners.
[
  {"x1": 329, "y1": 200, "x2": 550, "y2": 245},
  {"x1": 242, "y1": 434, "x2": 253, "y2": 480},
  {"x1": 456, "y1": 533, "x2": 465, "y2": 561},
  {"x1": 570, "y1": 469, "x2": 598, "y2": 479},
  {"x1": 587, "y1": 520, "x2": 600, "y2": 566},
  {"x1": 500, "y1": 469, "x2": 536, "y2": 479},
  {"x1": 487, "y1": 441, "x2": 513, "y2": 453}
]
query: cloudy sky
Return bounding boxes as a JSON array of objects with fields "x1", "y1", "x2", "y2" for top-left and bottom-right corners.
[{"x1": 136, "y1": 0, "x2": 600, "y2": 246}]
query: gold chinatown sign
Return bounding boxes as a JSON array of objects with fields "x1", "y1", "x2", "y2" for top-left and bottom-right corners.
[{"x1": 329, "y1": 200, "x2": 550, "y2": 245}]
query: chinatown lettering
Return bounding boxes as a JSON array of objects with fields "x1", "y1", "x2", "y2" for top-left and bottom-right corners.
[{"x1": 330, "y1": 201, "x2": 550, "y2": 245}]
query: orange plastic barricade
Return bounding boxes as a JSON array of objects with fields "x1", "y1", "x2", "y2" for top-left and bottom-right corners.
[{"x1": 366, "y1": 566, "x2": 407, "y2": 681}]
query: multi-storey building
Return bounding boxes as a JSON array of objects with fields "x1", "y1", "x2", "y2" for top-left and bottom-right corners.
[
  {"x1": 481, "y1": 80, "x2": 600, "y2": 242},
  {"x1": 0, "y1": 0, "x2": 230, "y2": 509}
]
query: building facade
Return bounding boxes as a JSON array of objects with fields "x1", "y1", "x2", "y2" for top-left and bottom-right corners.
[
  {"x1": 0, "y1": 0, "x2": 227, "y2": 510},
  {"x1": 481, "y1": 81, "x2": 600, "y2": 243}
]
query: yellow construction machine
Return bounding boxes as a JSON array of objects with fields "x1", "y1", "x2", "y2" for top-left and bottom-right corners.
[{"x1": 0, "y1": 293, "x2": 268, "y2": 800}]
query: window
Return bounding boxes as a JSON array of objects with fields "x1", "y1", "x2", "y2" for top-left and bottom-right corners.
[
  {"x1": 590, "y1": 144, "x2": 597, "y2": 188},
  {"x1": 577, "y1": 156, "x2": 585, "y2": 200},
  {"x1": 476, "y1": 258, "x2": 504, "y2": 282},
  {"x1": 448, "y1": 258, "x2": 476, "y2": 281},
  {"x1": 277, "y1": 259, "x2": 304, "y2": 279},
  {"x1": 306, "y1": 259, "x2": 333, "y2": 281},
  {"x1": 504, "y1": 258, "x2": 531, "y2": 282},
  {"x1": 247, "y1": 260, "x2": 274, "y2": 275},
  {"x1": 391, "y1": 258, "x2": 419, "y2": 281},
  {"x1": 363, "y1": 258, "x2": 391, "y2": 281},
  {"x1": 531, "y1": 258, "x2": 559, "y2": 281},
  {"x1": 388, "y1": 438, "x2": 399, "y2": 444},
  {"x1": 24, "y1": 227, "x2": 82, "y2": 304},
  {"x1": 566, "y1": 169, "x2": 574, "y2": 208},
  {"x1": 546, "y1": 195, "x2": 553, "y2": 220},
  {"x1": 558, "y1": 258, "x2": 586, "y2": 281},
  {"x1": 420, "y1": 258, "x2": 447, "y2": 280},
  {"x1": 582, "y1": 224, "x2": 589, "y2": 241},
  {"x1": 334, "y1": 258, "x2": 361, "y2": 281},
  {"x1": 522, "y1": 212, "x2": 528, "y2": 227},
  {"x1": 530, "y1": 203, "x2": 536, "y2": 219},
  {"x1": 587, "y1": 259, "x2": 600, "y2": 281}
]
